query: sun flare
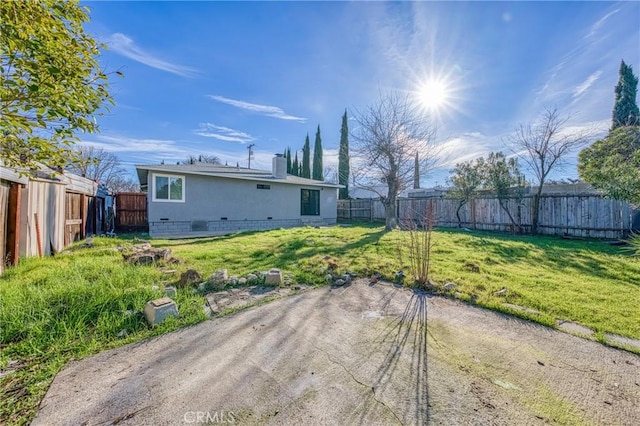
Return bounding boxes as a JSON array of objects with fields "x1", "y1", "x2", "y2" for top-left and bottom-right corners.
[{"x1": 417, "y1": 79, "x2": 449, "y2": 111}]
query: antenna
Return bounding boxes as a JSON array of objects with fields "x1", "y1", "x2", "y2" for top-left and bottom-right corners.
[{"x1": 247, "y1": 143, "x2": 255, "y2": 169}]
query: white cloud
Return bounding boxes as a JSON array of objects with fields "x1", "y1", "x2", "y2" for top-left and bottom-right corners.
[
  {"x1": 572, "y1": 70, "x2": 602, "y2": 98},
  {"x1": 586, "y1": 8, "x2": 620, "y2": 39},
  {"x1": 208, "y1": 95, "x2": 307, "y2": 122},
  {"x1": 194, "y1": 123, "x2": 254, "y2": 144},
  {"x1": 105, "y1": 33, "x2": 199, "y2": 78},
  {"x1": 80, "y1": 135, "x2": 202, "y2": 163}
]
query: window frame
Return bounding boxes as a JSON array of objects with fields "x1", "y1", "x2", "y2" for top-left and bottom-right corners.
[
  {"x1": 300, "y1": 188, "x2": 320, "y2": 216},
  {"x1": 152, "y1": 173, "x2": 185, "y2": 203}
]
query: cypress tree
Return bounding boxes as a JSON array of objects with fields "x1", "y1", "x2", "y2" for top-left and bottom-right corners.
[
  {"x1": 312, "y1": 125, "x2": 323, "y2": 180},
  {"x1": 292, "y1": 152, "x2": 299, "y2": 177},
  {"x1": 413, "y1": 152, "x2": 420, "y2": 189},
  {"x1": 302, "y1": 134, "x2": 311, "y2": 178},
  {"x1": 338, "y1": 109, "x2": 350, "y2": 199},
  {"x1": 612, "y1": 60, "x2": 639, "y2": 129},
  {"x1": 286, "y1": 147, "x2": 292, "y2": 174}
]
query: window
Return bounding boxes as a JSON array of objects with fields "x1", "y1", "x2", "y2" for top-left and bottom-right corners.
[
  {"x1": 257, "y1": 184, "x2": 271, "y2": 190},
  {"x1": 153, "y1": 174, "x2": 184, "y2": 202},
  {"x1": 301, "y1": 189, "x2": 320, "y2": 216}
]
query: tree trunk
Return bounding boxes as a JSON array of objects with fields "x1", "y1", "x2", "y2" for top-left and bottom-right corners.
[
  {"x1": 498, "y1": 199, "x2": 520, "y2": 234},
  {"x1": 531, "y1": 186, "x2": 543, "y2": 235},
  {"x1": 456, "y1": 200, "x2": 466, "y2": 228},
  {"x1": 383, "y1": 198, "x2": 397, "y2": 231}
]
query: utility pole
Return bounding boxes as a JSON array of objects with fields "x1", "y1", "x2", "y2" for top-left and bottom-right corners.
[{"x1": 247, "y1": 143, "x2": 255, "y2": 169}]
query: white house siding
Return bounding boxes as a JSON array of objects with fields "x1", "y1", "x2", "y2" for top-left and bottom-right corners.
[{"x1": 148, "y1": 173, "x2": 338, "y2": 237}]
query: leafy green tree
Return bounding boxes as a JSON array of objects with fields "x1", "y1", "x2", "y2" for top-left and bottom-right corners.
[
  {"x1": 447, "y1": 158, "x2": 485, "y2": 227},
  {"x1": 286, "y1": 147, "x2": 292, "y2": 174},
  {"x1": 292, "y1": 151, "x2": 299, "y2": 177},
  {"x1": 312, "y1": 125, "x2": 323, "y2": 180},
  {"x1": 338, "y1": 109, "x2": 350, "y2": 199},
  {"x1": 302, "y1": 134, "x2": 311, "y2": 178},
  {"x1": 578, "y1": 126, "x2": 640, "y2": 206},
  {"x1": 612, "y1": 60, "x2": 639, "y2": 129},
  {"x1": 1, "y1": 0, "x2": 116, "y2": 172},
  {"x1": 483, "y1": 152, "x2": 527, "y2": 233}
]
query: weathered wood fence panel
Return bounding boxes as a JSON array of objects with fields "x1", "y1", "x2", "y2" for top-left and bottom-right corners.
[
  {"x1": 338, "y1": 195, "x2": 637, "y2": 238},
  {"x1": 115, "y1": 193, "x2": 147, "y2": 231},
  {"x1": 65, "y1": 192, "x2": 85, "y2": 245}
]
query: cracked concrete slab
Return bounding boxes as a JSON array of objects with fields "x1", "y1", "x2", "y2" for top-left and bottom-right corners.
[{"x1": 33, "y1": 281, "x2": 640, "y2": 425}]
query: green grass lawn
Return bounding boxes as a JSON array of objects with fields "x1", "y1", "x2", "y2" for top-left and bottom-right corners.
[{"x1": 1, "y1": 224, "x2": 638, "y2": 424}]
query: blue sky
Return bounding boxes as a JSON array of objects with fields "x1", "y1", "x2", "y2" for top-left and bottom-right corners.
[{"x1": 82, "y1": 1, "x2": 640, "y2": 187}]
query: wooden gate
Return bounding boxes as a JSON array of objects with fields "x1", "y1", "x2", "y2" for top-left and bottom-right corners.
[
  {"x1": 65, "y1": 192, "x2": 85, "y2": 245},
  {"x1": 115, "y1": 193, "x2": 147, "y2": 231}
]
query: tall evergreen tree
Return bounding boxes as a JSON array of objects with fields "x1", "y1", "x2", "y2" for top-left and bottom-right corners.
[
  {"x1": 413, "y1": 152, "x2": 420, "y2": 189},
  {"x1": 338, "y1": 109, "x2": 350, "y2": 199},
  {"x1": 312, "y1": 125, "x2": 324, "y2": 180},
  {"x1": 612, "y1": 60, "x2": 639, "y2": 129},
  {"x1": 286, "y1": 147, "x2": 292, "y2": 174},
  {"x1": 292, "y1": 152, "x2": 299, "y2": 177},
  {"x1": 302, "y1": 134, "x2": 311, "y2": 178}
]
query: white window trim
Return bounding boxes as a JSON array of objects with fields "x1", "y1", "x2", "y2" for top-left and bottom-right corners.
[{"x1": 152, "y1": 173, "x2": 186, "y2": 203}]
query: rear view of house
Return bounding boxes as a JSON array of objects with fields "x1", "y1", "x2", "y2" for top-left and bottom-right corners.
[{"x1": 136, "y1": 155, "x2": 341, "y2": 238}]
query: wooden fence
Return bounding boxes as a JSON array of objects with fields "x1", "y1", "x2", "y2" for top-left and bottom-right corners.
[
  {"x1": 115, "y1": 193, "x2": 147, "y2": 231},
  {"x1": 338, "y1": 195, "x2": 638, "y2": 239}
]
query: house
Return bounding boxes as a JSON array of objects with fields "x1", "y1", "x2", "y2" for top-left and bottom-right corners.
[
  {"x1": 135, "y1": 155, "x2": 342, "y2": 238},
  {"x1": 0, "y1": 161, "x2": 109, "y2": 272}
]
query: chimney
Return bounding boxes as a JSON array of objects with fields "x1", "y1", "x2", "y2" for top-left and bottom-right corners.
[{"x1": 272, "y1": 154, "x2": 287, "y2": 179}]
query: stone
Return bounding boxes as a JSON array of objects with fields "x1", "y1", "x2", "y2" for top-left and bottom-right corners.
[
  {"x1": 178, "y1": 269, "x2": 202, "y2": 288},
  {"x1": 444, "y1": 282, "x2": 456, "y2": 291},
  {"x1": 116, "y1": 329, "x2": 128, "y2": 338},
  {"x1": 238, "y1": 277, "x2": 247, "y2": 285},
  {"x1": 144, "y1": 297, "x2": 178, "y2": 326},
  {"x1": 210, "y1": 269, "x2": 228, "y2": 285},
  {"x1": 334, "y1": 279, "x2": 346, "y2": 287},
  {"x1": 341, "y1": 274, "x2": 352, "y2": 284},
  {"x1": 151, "y1": 285, "x2": 159, "y2": 291},
  {"x1": 494, "y1": 288, "x2": 508, "y2": 296},
  {"x1": 454, "y1": 292, "x2": 463, "y2": 299},
  {"x1": 293, "y1": 285, "x2": 302, "y2": 291},
  {"x1": 324, "y1": 274, "x2": 334, "y2": 282},
  {"x1": 164, "y1": 285, "x2": 177, "y2": 297},
  {"x1": 246, "y1": 273, "x2": 259, "y2": 283},
  {"x1": 470, "y1": 293, "x2": 478, "y2": 302},
  {"x1": 464, "y1": 262, "x2": 480, "y2": 273},
  {"x1": 124, "y1": 245, "x2": 173, "y2": 266},
  {"x1": 264, "y1": 269, "x2": 283, "y2": 286},
  {"x1": 227, "y1": 275, "x2": 239, "y2": 285},
  {"x1": 370, "y1": 274, "x2": 378, "y2": 284}
]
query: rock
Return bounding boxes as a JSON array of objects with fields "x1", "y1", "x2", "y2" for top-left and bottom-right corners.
[
  {"x1": 454, "y1": 292, "x2": 463, "y2": 299},
  {"x1": 210, "y1": 269, "x2": 228, "y2": 285},
  {"x1": 370, "y1": 274, "x2": 378, "y2": 284},
  {"x1": 124, "y1": 245, "x2": 173, "y2": 266},
  {"x1": 238, "y1": 277, "x2": 247, "y2": 285},
  {"x1": 444, "y1": 282, "x2": 457, "y2": 291},
  {"x1": 164, "y1": 285, "x2": 177, "y2": 297},
  {"x1": 116, "y1": 329, "x2": 128, "y2": 338},
  {"x1": 151, "y1": 285, "x2": 159, "y2": 291},
  {"x1": 470, "y1": 293, "x2": 478, "y2": 302},
  {"x1": 246, "y1": 273, "x2": 259, "y2": 284},
  {"x1": 463, "y1": 262, "x2": 480, "y2": 273},
  {"x1": 227, "y1": 275, "x2": 239, "y2": 286},
  {"x1": 325, "y1": 274, "x2": 334, "y2": 282},
  {"x1": 264, "y1": 269, "x2": 283, "y2": 286},
  {"x1": 144, "y1": 297, "x2": 178, "y2": 326},
  {"x1": 178, "y1": 269, "x2": 202, "y2": 288},
  {"x1": 334, "y1": 279, "x2": 346, "y2": 287},
  {"x1": 494, "y1": 288, "x2": 508, "y2": 296},
  {"x1": 395, "y1": 271, "x2": 405, "y2": 282},
  {"x1": 293, "y1": 285, "x2": 302, "y2": 290},
  {"x1": 341, "y1": 274, "x2": 352, "y2": 284}
]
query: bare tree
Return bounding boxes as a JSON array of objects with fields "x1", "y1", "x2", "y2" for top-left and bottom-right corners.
[
  {"x1": 352, "y1": 93, "x2": 438, "y2": 230},
  {"x1": 181, "y1": 154, "x2": 222, "y2": 165},
  {"x1": 67, "y1": 145, "x2": 126, "y2": 189},
  {"x1": 506, "y1": 108, "x2": 593, "y2": 234},
  {"x1": 108, "y1": 175, "x2": 140, "y2": 193}
]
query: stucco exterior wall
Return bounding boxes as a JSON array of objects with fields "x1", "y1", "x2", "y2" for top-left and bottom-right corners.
[{"x1": 147, "y1": 173, "x2": 338, "y2": 237}]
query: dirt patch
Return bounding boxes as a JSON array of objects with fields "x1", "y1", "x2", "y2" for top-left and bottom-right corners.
[
  {"x1": 33, "y1": 280, "x2": 640, "y2": 426},
  {"x1": 204, "y1": 285, "x2": 311, "y2": 314}
]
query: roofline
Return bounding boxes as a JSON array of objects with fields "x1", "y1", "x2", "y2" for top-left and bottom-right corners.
[{"x1": 135, "y1": 165, "x2": 343, "y2": 188}]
